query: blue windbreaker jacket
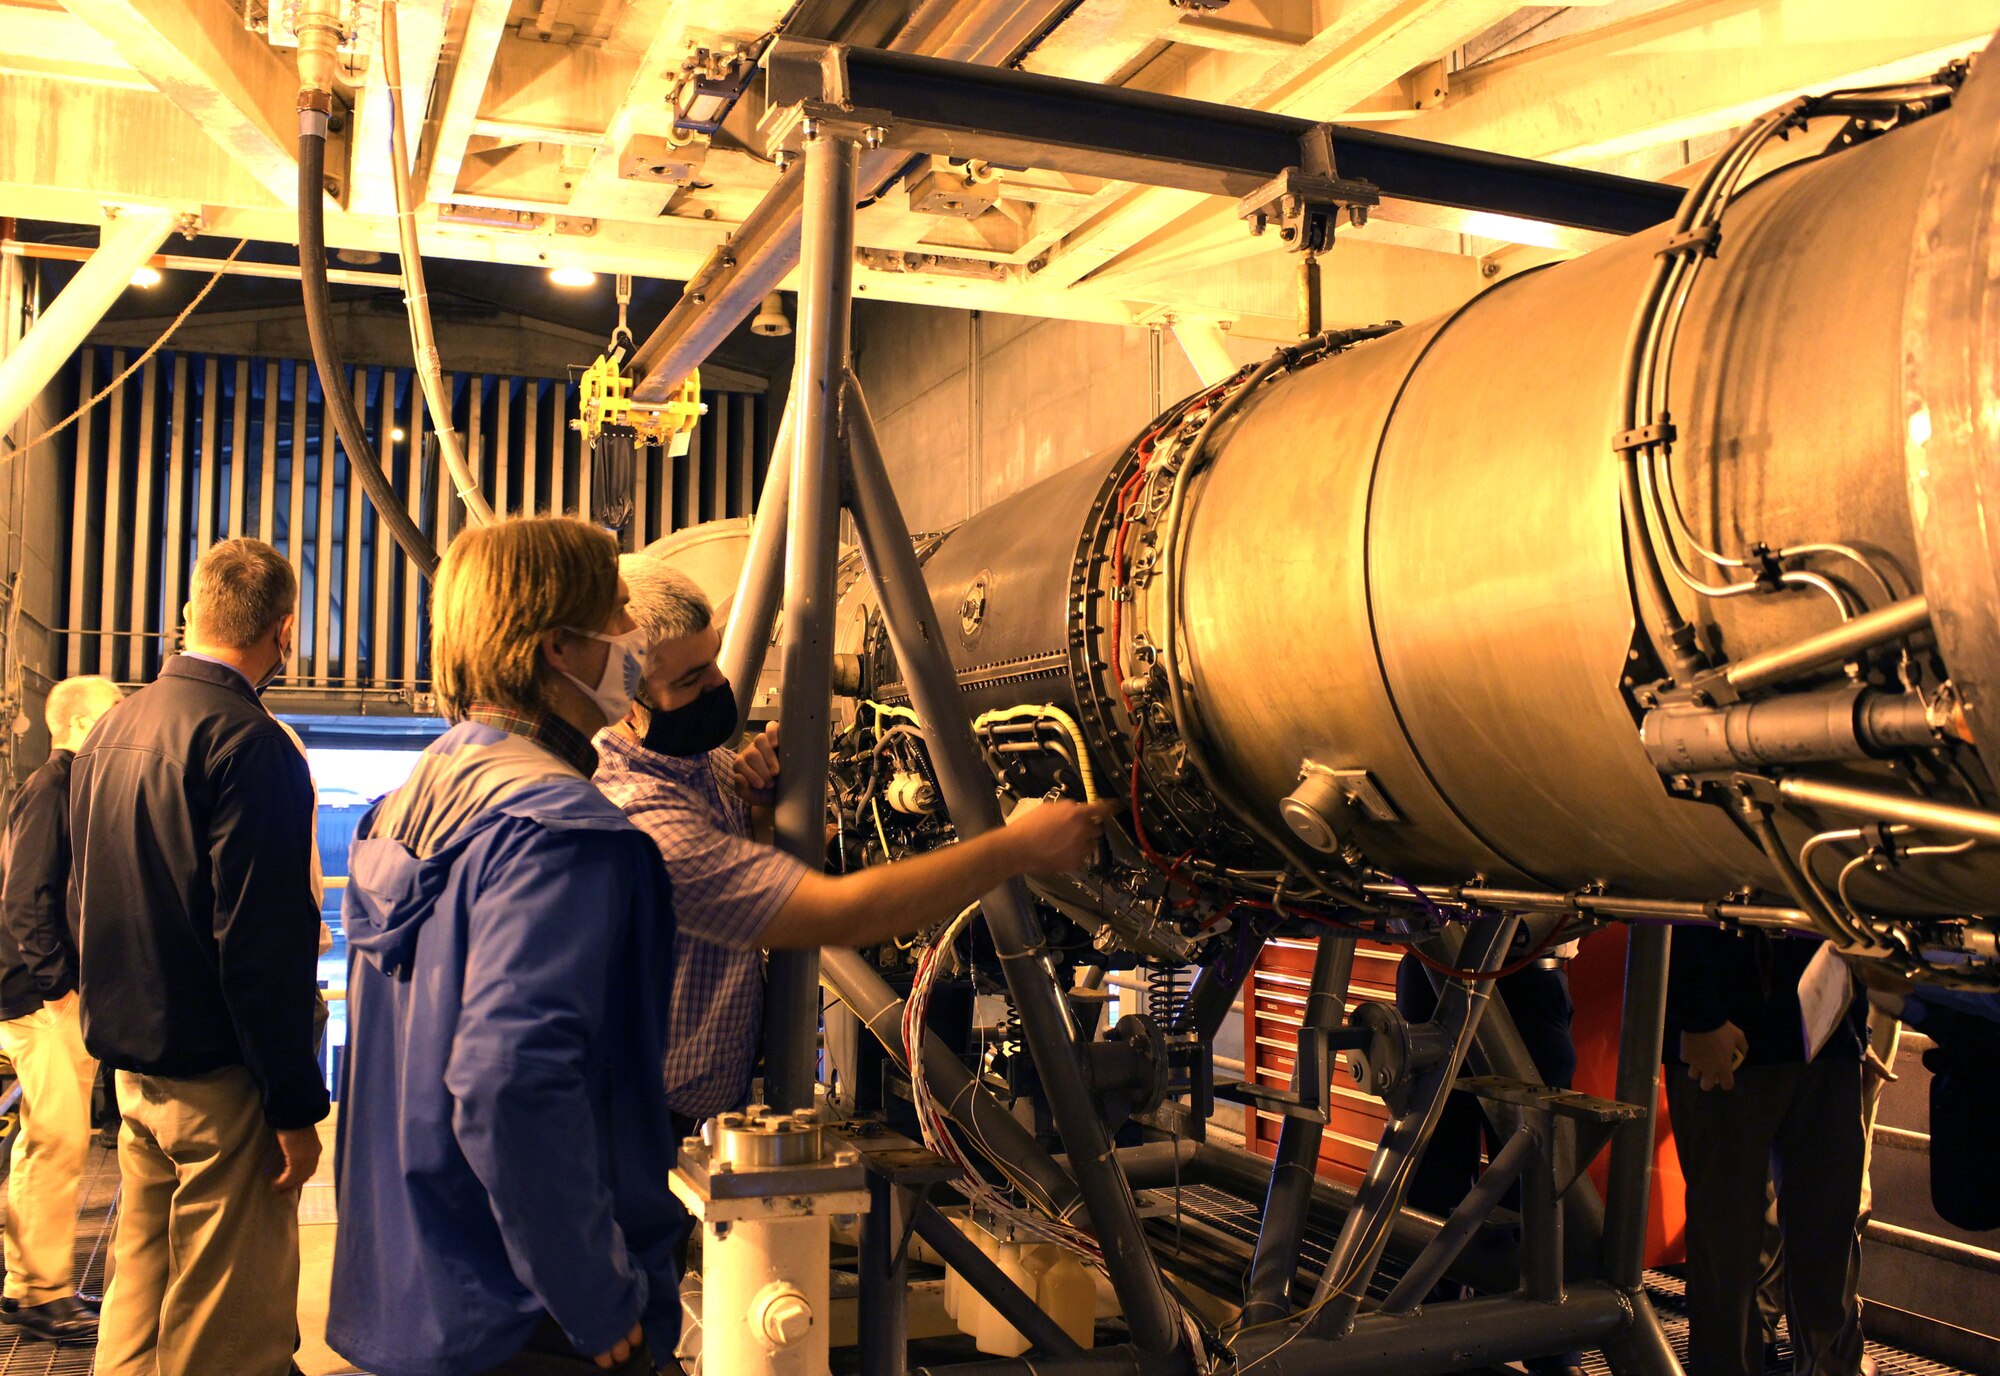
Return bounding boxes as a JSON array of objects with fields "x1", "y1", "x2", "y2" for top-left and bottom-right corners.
[{"x1": 326, "y1": 722, "x2": 686, "y2": 1376}]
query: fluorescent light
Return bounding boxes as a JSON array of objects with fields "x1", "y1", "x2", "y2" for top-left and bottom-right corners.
[
  {"x1": 548, "y1": 266, "x2": 598, "y2": 289},
  {"x1": 129, "y1": 265, "x2": 162, "y2": 288},
  {"x1": 390, "y1": 427, "x2": 407, "y2": 443}
]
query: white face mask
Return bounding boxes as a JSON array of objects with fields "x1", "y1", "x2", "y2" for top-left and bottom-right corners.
[{"x1": 557, "y1": 626, "x2": 649, "y2": 728}]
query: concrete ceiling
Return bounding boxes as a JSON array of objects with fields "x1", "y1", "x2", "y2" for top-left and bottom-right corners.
[{"x1": 1, "y1": 0, "x2": 1995, "y2": 345}]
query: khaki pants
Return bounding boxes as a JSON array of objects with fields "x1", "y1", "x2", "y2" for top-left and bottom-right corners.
[
  {"x1": 0, "y1": 1003, "x2": 97, "y2": 1303},
  {"x1": 94, "y1": 1067, "x2": 300, "y2": 1376}
]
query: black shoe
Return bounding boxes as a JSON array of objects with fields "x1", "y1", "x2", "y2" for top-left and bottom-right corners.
[{"x1": 0, "y1": 1294, "x2": 99, "y2": 1342}]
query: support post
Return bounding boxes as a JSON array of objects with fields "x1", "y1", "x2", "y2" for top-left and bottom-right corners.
[
  {"x1": 842, "y1": 376, "x2": 1186, "y2": 1357},
  {"x1": 1306, "y1": 916, "x2": 1519, "y2": 1337},
  {"x1": 761, "y1": 127, "x2": 857, "y2": 1112},
  {"x1": 717, "y1": 394, "x2": 795, "y2": 724},
  {"x1": 0, "y1": 207, "x2": 176, "y2": 440},
  {"x1": 860, "y1": 1173, "x2": 911, "y2": 1376},
  {"x1": 1242, "y1": 934, "x2": 1355, "y2": 1324},
  {"x1": 1602, "y1": 924, "x2": 1670, "y2": 1291}
]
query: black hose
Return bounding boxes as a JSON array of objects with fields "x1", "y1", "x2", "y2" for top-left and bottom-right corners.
[{"x1": 298, "y1": 115, "x2": 441, "y2": 580}]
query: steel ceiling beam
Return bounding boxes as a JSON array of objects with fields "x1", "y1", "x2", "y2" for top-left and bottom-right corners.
[
  {"x1": 631, "y1": 37, "x2": 1679, "y2": 401},
  {"x1": 770, "y1": 40, "x2": 1685, "y2": 232}
]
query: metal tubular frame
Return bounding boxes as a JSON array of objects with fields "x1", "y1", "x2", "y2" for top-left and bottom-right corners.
[
  {"x1": 843, "y1": 376, "x2": 1187, "y2": 1357},
  {"x1": 1302, "y1": 917, "x2": 1519, "y2": 1338},
  {"x1": 763, "y1": 128, "x2": 859, "y2": 1112},
  {"x1": 1380, "y1": 1124, "x2": 1539, "y2": 1314},
  {"x1": 672, "y1": 41, "x2": 1731, "y2": 1376},
  {"x1": 1242, "y1": 934, "x2": 1356, "y2": 1326}
]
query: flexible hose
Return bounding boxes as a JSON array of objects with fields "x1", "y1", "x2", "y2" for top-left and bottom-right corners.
[
  {"x1": 382, "y1": 0, "x2": 493, "y2": 527},
  {"x1": 298, "y1": 111, "x2": 441, "y2": 580}
]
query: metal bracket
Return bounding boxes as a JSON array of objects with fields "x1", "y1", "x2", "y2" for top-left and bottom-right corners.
[{"x1": 1239, "y1": 124, "x2": 1380, "y2": 254}]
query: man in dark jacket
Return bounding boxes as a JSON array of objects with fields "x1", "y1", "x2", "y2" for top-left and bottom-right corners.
[
  {"x1": 328, "y1": 516, "x2": 681, "y2": 1376},
  {"x1": 1664, "y1": 926, "x2": 1868, "y2": 1376},
  {"x1": 0, "y1": 674, "x2": 122, "y2": 1342},
  {"x1": 72, "y1": 538, "x2": 327, "y2": 1376}
]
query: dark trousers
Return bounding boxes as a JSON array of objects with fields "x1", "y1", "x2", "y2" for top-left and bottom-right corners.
[
  {"x1": 1664, "y1": 1059, "x2": 1866, "y2": 1376},
  {"x1": 475, "y1": 1316, "x2": 655, "y2": 1375},
  {"x1": 1395, "y1": 956, "x2": 1578, "y2": 1218}
]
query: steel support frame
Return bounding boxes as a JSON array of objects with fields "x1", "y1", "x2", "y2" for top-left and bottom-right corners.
[
  {"x1": 631, "y1": 40, "x2": 1683, "y2": 401},
  {"x1": 725, "y1": 100, "x2": 1686, "y2": 1376}
]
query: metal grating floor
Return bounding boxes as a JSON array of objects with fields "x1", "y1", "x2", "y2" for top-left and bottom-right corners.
[
  {"x1": 0, "y1": 1140, "x2": 119, "y2": 1375},
  {"x1": 0, "y1": 1146, "x2": 1976, "y2": 1376}
]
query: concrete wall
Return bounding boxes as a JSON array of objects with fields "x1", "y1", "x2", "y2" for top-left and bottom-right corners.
[{"x1": 853, "y1": 300, "x2": 1268, "y2": 531}]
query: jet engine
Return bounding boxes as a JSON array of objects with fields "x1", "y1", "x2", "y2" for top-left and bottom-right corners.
[{"x1": 820, "y1": 70, "x2": 2000, "y2": 982}]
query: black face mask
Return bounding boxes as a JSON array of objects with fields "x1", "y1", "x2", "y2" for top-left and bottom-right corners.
[{"x1": 641, "y1": 679, "x2": 739, "y2": 757}]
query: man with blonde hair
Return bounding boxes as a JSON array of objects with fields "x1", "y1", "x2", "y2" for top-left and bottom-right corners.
[
  {"x1": 329, "y1": 516, "x2": 683, "y2": 1376},
  {"x1": 0, "y1": 675, "x2": 123, "y2": 1343},
  {"x1": 72, "y1": 537, "x2": 325, "y2": 1376}
]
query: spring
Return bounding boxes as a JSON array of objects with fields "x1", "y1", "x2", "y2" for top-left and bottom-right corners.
[{"x1": 1146, "y1": 963, "x2": 1192, "y2": 1027}]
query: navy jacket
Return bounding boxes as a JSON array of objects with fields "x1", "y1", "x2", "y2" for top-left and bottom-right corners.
[
  {"x1": 0, "y1": 750, "x2": 76, "y2": 1020},
  {"x1": 70, "y1": 656, "x2": 327, "y2": 1128},
  {"x1": 327, "y1": 721, "x2": 685, "y2": 1376}
]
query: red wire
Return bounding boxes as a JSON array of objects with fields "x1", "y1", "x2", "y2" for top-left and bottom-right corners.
[{"x1": 1401, "y1": 916, "x2": 1576, "y2": 982}]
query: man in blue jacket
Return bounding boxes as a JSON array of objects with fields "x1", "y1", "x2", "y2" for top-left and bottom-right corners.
[{"x1": 328, "y1": 516, "x2": 682, "y2": 1376}]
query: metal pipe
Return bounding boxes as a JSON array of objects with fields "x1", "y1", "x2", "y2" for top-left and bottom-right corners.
[
  {"x1": 763, "y1": 129, "x2": 858, "y2": 1111},
  {"x1": 1176, "y1": 927, "x2": 1267, "y2": 1040},
  {"x1": 0, "y1": 207, "x2": 175, "y2": 441},
  {"x1": 1362, "y1": 881, "x2": 1817, "y2": 933},
  {"x1": 820, "y1": 947, "x2": 1081, "y2": 1217},
  {"x1": 1519, "y1": 1118, "x2": 1564, "y2": 1304},
  {"x1": 382, "y1": 0, "x2": 493, "y2": 527},
  {"x1": 718, "y1": 396, "x2": 795, "y2": 724},
  {"x1": 1242, "y1": 935, "x2": 1355, "y2": 1326},
  {"x1": 911, "y1": 1205, "x2": 1087, "y2": 1359},
  {"x1": 1240, "y1": 1284, "x2": 1636, "y2": 1376},
  {"x1": 1723, "y1": 594, "x2": 1931, "y2": 694},
  {"x1": 1776, "y1": 774, "x2": 2000, "y2": 843},
  {"x1": 1643, "y1": 686, "x2": 1936, "y2": 774},
  {"x1": 1380, "y1": 1125, "x2": 1539, "y2": 1315},
  {"x1": 843, "y1": 377, "x2": 1185, "y2": 1355},
  {"x1": 1599, "y1": 1286, "x2": 1682, "y2": 1376},
  {"x1": 1307, "y1": 916, "x2": 1519, "y2": 1336},
  {"x1": 1601, "y1": 924, "x2": 1670, "y2": 1292},
  {"x1": 1185, "y1": 1139, "x2": 1517, "y2": 1294},
  {"x1": 1864, "y1": 1219, "x2": 2000, "y2": 1275}
]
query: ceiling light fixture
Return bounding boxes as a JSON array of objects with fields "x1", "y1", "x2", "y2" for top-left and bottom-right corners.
[
  {"x1": 548, "y1": 266, "x2": 598, "y2": 289},
  {"x1": 129, "y1": 265, "x2": 163, "y2": 288},
  {"x1": 390, "y1": 427, "x2": 407, "y2": 443}
]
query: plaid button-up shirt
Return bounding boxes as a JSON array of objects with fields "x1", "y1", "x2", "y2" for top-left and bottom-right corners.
[{"x1": 593, "y1": 727, "x2": 807, "y2": 1119}]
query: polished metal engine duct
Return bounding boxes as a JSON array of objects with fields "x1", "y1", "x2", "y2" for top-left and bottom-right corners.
[{"x1": 851, "y1": 85, "x2": 2000, "y2": 967}]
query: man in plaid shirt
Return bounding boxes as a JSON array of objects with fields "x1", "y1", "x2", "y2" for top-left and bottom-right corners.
[{"x1": 596, "y1": 555, "x2": 1114, "y2": 1125}]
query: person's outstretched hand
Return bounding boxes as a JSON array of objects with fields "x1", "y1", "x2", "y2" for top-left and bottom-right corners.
[
  {"x1": 1006, "y1": 799, "x2": 1118, "y2": 875},
  {"x1": 594, "y1": 1323, "x2": 644, "y2": 1369}
]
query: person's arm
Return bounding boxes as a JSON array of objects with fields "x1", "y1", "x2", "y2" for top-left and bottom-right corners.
[
  {"x1": 208, "y1": 735, "x2": 329, "y2": 1139},
  {"x1": 764, "y1": 800, "x2": 1115, "y2": 949},
  {"x1": 0, "y1": 771, "x2": 76, "y2": 1004},
  {"x1": 446, "y1": 825, "x2": 649, "y2": 1362},
  {"x1": 1669, "y1": 926, "x2": 1746, "y2": 1090}
]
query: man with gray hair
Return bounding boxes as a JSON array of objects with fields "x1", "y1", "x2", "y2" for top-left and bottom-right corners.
[
  {"x1": 0, "y1": 674, "x2": 124, "y2": 1342},
  {"x1": 596, "y1": 552, "x2": 1114, "y2": 1124}
]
